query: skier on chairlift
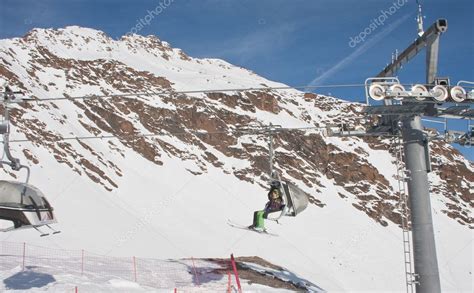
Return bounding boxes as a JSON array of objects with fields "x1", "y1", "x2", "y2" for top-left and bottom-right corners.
[{"x1": 249, "y1": 181, "x2": 285, "y2": 231}]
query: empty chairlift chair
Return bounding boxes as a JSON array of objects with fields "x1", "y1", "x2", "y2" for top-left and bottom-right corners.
[
  {"x1": 0, "y1": 84, "x2": 58, "y2": 235},
  {"x1": 0, "y1": 180, "x2": 57, "y2": 232},
  {"x1": 458, "y1": 127, "x2": 474, "y2": 146}
]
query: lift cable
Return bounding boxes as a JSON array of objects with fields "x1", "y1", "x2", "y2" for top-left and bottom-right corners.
[
  {"x1": 6, "y1": 125, "x2": 329, "y2": 144},
  {"x1": 3, "y1": 82, "x2": 471, "y2": 104},
  {"x1": 1, "y1": 83, "x2": 382, "y2": 103}
]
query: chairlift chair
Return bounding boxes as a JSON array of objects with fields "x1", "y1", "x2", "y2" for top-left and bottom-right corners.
[
  {"x1": 267, "y1": 180, "x2": 309, "y2": 221},
  {"x1": 457, "y1": 126, "x2": 474, "y2": 146},
  {"x1": 0, "y1": 180, "x2": 57, "y2": 232},
  {"x1": 0, "y1": 84, "x2": 58, "y2": 235}
]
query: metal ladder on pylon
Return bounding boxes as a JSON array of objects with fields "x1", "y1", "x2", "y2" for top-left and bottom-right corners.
[{"x1": 392, "y1": 136, "x2": 418, "y2": 293}]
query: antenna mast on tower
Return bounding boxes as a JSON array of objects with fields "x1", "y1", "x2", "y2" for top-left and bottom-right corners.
[{"x1": 417, "y1": 0, "x2": 425, "y2": 37}]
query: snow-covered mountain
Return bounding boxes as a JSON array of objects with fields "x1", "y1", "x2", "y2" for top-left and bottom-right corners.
[{"x1": 0, "y1": 26, "x2": 472, "y2": 292}]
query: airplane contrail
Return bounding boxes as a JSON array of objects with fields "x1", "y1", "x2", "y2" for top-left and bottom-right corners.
[{"x1": 307, "y1": 13, "x2": 412, "y2": 87}]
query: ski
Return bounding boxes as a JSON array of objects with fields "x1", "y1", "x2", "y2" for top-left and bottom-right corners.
[{"x1": 227, "y1": 220, "x2": 278, "y2": 236}]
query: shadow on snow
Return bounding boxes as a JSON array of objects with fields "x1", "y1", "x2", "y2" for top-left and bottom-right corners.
[{"x1": 4, "y1": 267, "x2": 56, "y2": 290}]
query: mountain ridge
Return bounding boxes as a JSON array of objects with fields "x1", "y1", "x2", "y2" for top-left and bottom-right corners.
[{"x1": 0, "y1": 26, "x2": 472, "y2": 292}]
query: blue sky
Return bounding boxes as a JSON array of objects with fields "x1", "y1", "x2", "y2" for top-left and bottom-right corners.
[{"x1": 0, "y1": 0, "x2": 473, "y2": 160}]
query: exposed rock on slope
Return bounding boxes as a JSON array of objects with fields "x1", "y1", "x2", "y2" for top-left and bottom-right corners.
[{"x1": 0, "y1": 26, "x2": 472, "y2": 229}]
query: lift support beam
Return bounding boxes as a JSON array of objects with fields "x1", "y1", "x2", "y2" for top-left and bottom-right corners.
[{"x1": 377, "y1": 19, "x2": 448, "y2": 84}]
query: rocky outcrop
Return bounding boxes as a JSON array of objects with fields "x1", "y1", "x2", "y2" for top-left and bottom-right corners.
[{"x1": 0, "y1": 26, "x2": 472, "y2": 228}]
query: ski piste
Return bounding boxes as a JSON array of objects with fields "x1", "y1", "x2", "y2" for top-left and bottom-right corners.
[{"x1": 227, "y1": 220, "x2": 278, "y2": 236}]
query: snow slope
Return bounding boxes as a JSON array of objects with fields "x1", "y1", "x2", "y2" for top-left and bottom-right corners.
[{"x1": 0, "y1": 26, "x2": 472, "y2": 292}]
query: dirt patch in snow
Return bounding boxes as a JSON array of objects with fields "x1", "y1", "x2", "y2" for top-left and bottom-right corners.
[{"x1": 205, "y1": 256, "x2": 305, "y2": 291}]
